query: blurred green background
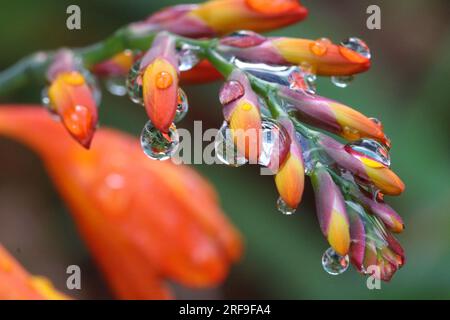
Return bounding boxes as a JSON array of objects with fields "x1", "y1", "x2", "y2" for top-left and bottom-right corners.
[{"x1": 0, "y1": 0, "x2": 449, "y2": 299}]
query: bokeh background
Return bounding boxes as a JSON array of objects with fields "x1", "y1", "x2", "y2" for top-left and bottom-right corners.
[{"x1": 0, "y1": 0, "x2": 449, "y2": 299}]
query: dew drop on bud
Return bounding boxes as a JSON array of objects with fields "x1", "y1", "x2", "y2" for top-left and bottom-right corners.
[
  {"x1": 219, "y1": 80, "x2": 245, "y2": 105},
  {"x1": 259, "y1": 118, "x2": 289, "y2": 169},
  {"x1": 155, "y1": 71, "x2": 173, "y2": 89},
  {"x1": 178, "y1": 46, "x2": 200, "y2": 72},
  {"x1": 322, "y1": 247, "x2": 349, "y2": 275},
  {"x1": 276, "y1": 197, "x2": 296, "y2": 215},
  {"x1": 214, "y1": 121, "x2": 247, "y2": 167},
  {"x1": 140, "y1": 121, "x2": 179, "y2": 160},
  {"x1": 126, "y1": 60, "x2": 144, "y2": 105},
  {"x1": 174, "y1": 88, "x2": 189, "y2": 123},
  {"x1": 309, "y1": 38, "x2": 331, "y2": 56},
  {"x1": 41, "y1": 87, "x2": 60, "y2": 121},
  {"x1": 344, "y1": 138, "x2": 391, "y2": 168},
  {"x1": 340, "y1": 37, "x2": 371, "y2": 59},
  {"x1": 331, "y1": 75, "x2": 354, "y2": 88},
  {"x1": 105, "y1": 76, "x2": 128, "y2": 96}
]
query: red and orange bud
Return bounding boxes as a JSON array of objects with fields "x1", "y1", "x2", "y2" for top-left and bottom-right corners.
[
  {"x1": 219, "y1": 35, "x2": 370, "y2": 76},
  {"x1": 0, "y1": 106, "x2": 242, "y2": 299},
  {"x1": 47, "y1": 71, "x2": 98, "y2": 148},
  {"x1": 311, "y1": 166, "x2": 350, "y2": 255},
  {"x1": 318, "y1": 135, "x2": 405, "y2": 196},
  {"x1": 281, "y1": 89, "x2": 388, "y2": 144},
  {"x1": 141, "y1": 34, "x2": 179, "y2": 132},
  {"x1": 274, "y1": 119, "x2": 304, "y2": 209},
  {"x1": 220, "y1": 70, "x2": 262, "y2": 162},
  {"x1": 0, "y1": 245, "x2": 68, "y2": 300}
]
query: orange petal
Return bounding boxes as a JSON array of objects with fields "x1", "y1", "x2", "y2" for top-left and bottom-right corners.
[
  {"x1": 0, "y1": 106, "x2": 242, "y2": 299},
  {"x1": 365, "y1": 166, "x2": 405, "y2": 196},
  {"x1": 272, "y1": 38, "x2": 371, "y2": 76},
  {"x1": 142, "y1": 58, "x2": 179, "y2": 132},
  {"x1": 229, "y1": 100, "x2": 262, "y2": 162},
  {"x1": 48, "y1": 71, "x2": 98, "y2": 148},
  {"x1": 0, "y1": 245, "x2": 68, "y2": 300}
]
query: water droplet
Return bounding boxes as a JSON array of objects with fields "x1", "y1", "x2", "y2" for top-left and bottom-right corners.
[
  {"x1": 155, "y1": 71, "x2": 173, "y2": 89},
  {"x1": 219, "y1": 80, "x2": 245, "y2": 105},
  {"x1": 309, "y1": 38, "x2": 331, "y2": 56},
  {"x1": 259, "y1": 118, "x2": 289, "y2": 168},
  {"x1": 288, "y1": 66, "x2": 317, "y2": 94},
  {"x1": 140, "y1": 121, "x2": 179, "y2": 160},
  {"x1": 345, "y1": 139, "x2": 391, "y2": 168},
  {"x1": 340, "y1": 37, "x2": 371, "y2": 59},
  {"x1": 214, "y1": 121, "x2": 247, "y2": 167},
  {"x1": 126, "y1": 59, "x2": 144, "y2": 105},
  {"x1": 174, "y1": 88, "x2": 189, "y2": 123},
  {"x1": 105, "y1": 76, "x2": 127, "y2": 96},
  {"x1": 322, "y1": 247, "x2": 349, "y2": 275},
  {"x1": 41, "y1": 87, "x2": 60, "y2": 121},
  {"x1": 277, "y1": 197, "x2": 296, "y2": 215},
  {"x1": 331, "y1": 75, "x2": 354, "y2": 88},
  {"x1": 178, "y1": 46, "x2": 200, "y2": 72}
]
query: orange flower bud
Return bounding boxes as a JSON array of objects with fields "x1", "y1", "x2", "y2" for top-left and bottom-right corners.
[{"x1": 48, "y1": 71, "x2": 98, "y2": 148}]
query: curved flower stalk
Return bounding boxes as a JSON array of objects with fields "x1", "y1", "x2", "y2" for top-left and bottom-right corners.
[
  {"x1": 0, "y1": 245, "x2": 68, "y2": 300},
  {"x1": 0, "y1": 106, "x2": 242, "y2": 299},
  {"x1": 0, "y1": 0, "x2": 406, "y2": 282}
]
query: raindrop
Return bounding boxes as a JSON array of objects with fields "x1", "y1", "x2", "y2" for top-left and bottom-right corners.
[
  {"x1": 105, "y1": 76, "x2": 127, "y2": 96},
  {"x1": 214, "y1": 121, "x2": 247, "y2": 167},
  {"x1": 174, "y1": 88, "x2": 189, "y2": 123},
  {"x1": 178, "y1": 46, "x2": 201, "y2": 72},
  {"x1": 340, "y1": 37, "x2": 371, "y2": 59},
  {"x1": 219, "y1": 80, "x2": 245, "y2": 105},
  {"x1": 322, "y1": 247, "x2": 349, "y2": 275},
  {"x1": 309, "y1": 38, "x2": 331, "y2": 56},
  {"x1": 41, "y1": 87, "x2": 60, "y2": 121},
  {"x1": 140, "y1": 121, "x2": 179, "y2": 160},
  {"x1": 126, "y1": 59, "x2": 144, "y2": 105},
  {"x1": 258, "y1": 118, "x2": 289, "y2": 168},
  {"x1": 277, "y1": 197, "x2": 296, "y2": 215},
  {"x1": 344, "y1": 138, "x2": 391, "y2": 168},
  {"x1": 331, "y1": 75, "x2": 354, "y2": 88}
]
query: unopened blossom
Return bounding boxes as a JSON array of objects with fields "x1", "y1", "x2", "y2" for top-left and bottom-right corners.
[
  {"x1": 311, "y1": 166, "x2": 350, "y2": 255},
  {"x1": 347, "y1": 202, "x2": 405, "y2": 281},
  {"x1": 218, "y1": 32, "x2": 370, "y2": 76},
  {"x1": 137, "y1": 0, "x2": 308, "y2": 37},
  {"x1": 274, "y1": 119, "x2": 304, "y2": 209},
  {"x1": 281, "y1": 88, "x2": 388, "y2": 144},
  {"x1": 0, "y1": 245, "x2": 67, "y2": 300},
  {"x1": 140, "y1": 33, "x2": 180, "y2": 132},
  {"x1": 0, "y1": 106, "x2": 242, "y2": 299},
  {"x1": 220, "y1": 70, "x2": 262, "y2": 162},
  {"x1": 318, "y1": 134, "x2": 405, "y2": 196}
]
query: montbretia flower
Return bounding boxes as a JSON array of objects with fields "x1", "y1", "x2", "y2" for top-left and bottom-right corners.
[
  {"x1": 47, "y1": 71, "x2": 98, "y2": 148},
  {"x1": 219, "y1": 70, "x2": 262, "y2": 162},
  {"x1": 140, "y1": 33, "x2": 180, "y2": 132},
  {"x1": 318, "y1": 134, "x2": 405, "y2": 196},
  {"x1": 139, "y1": 0, "x2": 308, "y2": 37},
  {"x1": 274, "y1": 119, "x2": 304, "y2": 211},
  {"x1": 347, "y1": 202, "x2": 405, "y2": 281},
  {"x1": 218, "y1": 32, "x2": 370, "y2": 76},
  {"x1": 281, "y1": 88, "x2": 388, "y2": 144},
  {"x1": 0, "y1": 106, "x2": 242, "y2": 299},
  {"x1": 311, "y1": 166, "x2": 350, "y2": 256},
  {"x1": 0, "y1": 245, "x2": 67, "y2": 300}
]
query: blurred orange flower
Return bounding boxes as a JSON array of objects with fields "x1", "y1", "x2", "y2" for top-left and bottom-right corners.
[
  {"x1": 0, "y1": 245, "x2": 68, "y2": 300},
  {"x1": 0, "y1": 106, "x2": 242, "y2": 299}
]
